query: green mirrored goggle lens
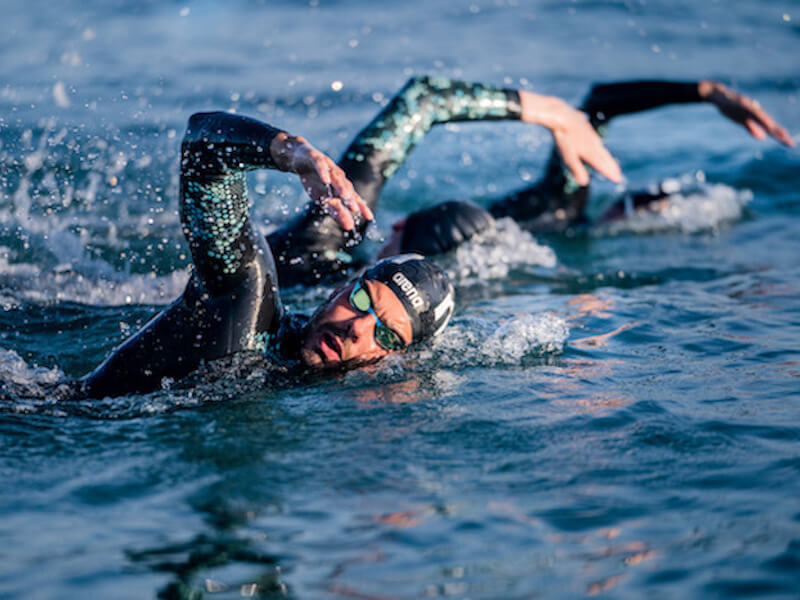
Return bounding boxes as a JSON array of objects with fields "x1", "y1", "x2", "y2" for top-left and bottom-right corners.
[
  {"x1": 351, "y1": 286, "x2": 371, "y2": 313},
  {"x1": 375, "y1": 325, "x2": 403, "y2": 351}
]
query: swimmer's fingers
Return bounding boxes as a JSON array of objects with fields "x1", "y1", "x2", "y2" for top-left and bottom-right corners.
[
  {"x1": 553, "y1": 124, "x2": 621, "y2": 187},
  {"x1": 285, "y1": 138, "x2": 370, "y2": 230},
  {"x1": 298, "y1": 175, "x2": 357, "y2": 231},
  {"x1": 554, "y1": 132, "x2": 590, "y2": 187},
  {"x1": 580, "y1": 130, "x2": 623, "y2": 184},
  {"x1": 704, "y1": 82, "x2": 795, "y2": 147},
  {"x1": 321, "y1": 196, "x2": 355, "y2": 231},
  {"x1": 306, "y1": 151, "x2": 372, "y2": 227},
  {"x1": 539, "y1": 96, "x2": 622, "y2": 185},
  {"x1": 328, "y1": 162, "x2": 373, "y2": 222},
  {"x1": 735, "y1": 95, "x2": 794, "y2": 146}
]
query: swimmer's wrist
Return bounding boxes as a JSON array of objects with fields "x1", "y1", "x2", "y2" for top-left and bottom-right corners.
[
  {"x1": 270, "y1": 132, "x2": 302, "y2": 172},
  {"x1": 519, "y1": 91, "x2": 570, "y2": 131},
  {"x1": 698, "y1": 80, "x2": 715, "y2": 101}
]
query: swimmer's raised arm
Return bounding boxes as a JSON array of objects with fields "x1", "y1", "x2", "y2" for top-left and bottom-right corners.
[
  {"x1": 181, "y1": 112, "x2": 368, "y2": 294},
  {"x1": 581, "y1": 80, "x2": 793, "y2": 146},
  {"x1": 338, "y1": 75, "x2": 620, "y2": 208},
  {"x1": 519, "y1": 90, "x2": 622, "y2": 186}
]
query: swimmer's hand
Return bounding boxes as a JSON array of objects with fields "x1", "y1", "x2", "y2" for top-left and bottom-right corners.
[
  {"x1": 270, "y1": 133, "x2": 373, "y2": 230},
  {"x1": 699, "y1": 81, "x2": 795, "y2": 147},
  {"x1": 519, "y1": 91, "x2": 623, "y2": 186}
]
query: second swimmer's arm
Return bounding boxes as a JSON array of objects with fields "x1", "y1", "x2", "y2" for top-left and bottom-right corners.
[
  {"x1": 339, "y1": 75, "x2": 620, "y2": 209},
  {"x1": 582, "y1": 80, "x2": 793, "y2": 146},
  {"x1": 338, "y1": 76, "x2": 524, "y2": 209}
]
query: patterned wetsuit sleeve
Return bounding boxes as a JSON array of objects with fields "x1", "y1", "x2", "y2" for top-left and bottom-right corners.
[
  {"x1": 266, "y1": 76, "x2": 522, "y2": 287},
  {"x1": 339, "y1": 75, "x2": 522, "y2": 210},
  {"x1": 181, "y1": 111, "x2": 282, "y2": 295}
]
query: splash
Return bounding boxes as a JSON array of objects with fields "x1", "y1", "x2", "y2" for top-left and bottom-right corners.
[
  {"x1": 0, "y1": 249, "x2": 189, "y2": 308},
  {"x1": 437, "y1": 217, "x2": 557, "y2": 284},
  {"x1": 594, "y1": 180, "x2": 752, "y2": 236},
  {"x1": 0, "y1": 348, "x2": 72, "y2": 415},
  {"x1": 424, "y1": 312, "x2": 569, "y2": 368}
]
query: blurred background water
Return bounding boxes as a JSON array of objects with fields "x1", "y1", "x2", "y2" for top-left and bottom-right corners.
[{"x1": 1, "y1": 0, "x2": 799, "y2": 598}]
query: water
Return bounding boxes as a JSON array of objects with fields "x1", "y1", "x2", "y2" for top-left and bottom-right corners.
[{"x1": 2, "y1": 0, "x2": 800, "y2": 597}]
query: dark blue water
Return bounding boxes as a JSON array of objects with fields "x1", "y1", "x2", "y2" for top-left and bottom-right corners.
[{"x1": 2, "y1": 1, "x2": 800, "y2": 598}]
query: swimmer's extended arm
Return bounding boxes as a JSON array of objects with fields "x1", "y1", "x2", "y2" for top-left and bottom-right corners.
[
  {"x1": 582, "y1": 80, "x2": 793, "y2": 146},
  {"x1": 489, "y1": 79, "x2": 794, "y2": 227},
  {"x1": 340, "y1": 75, "x2": 620, "y2": 206}
]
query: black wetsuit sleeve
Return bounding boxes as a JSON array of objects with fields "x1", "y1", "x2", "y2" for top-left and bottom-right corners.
[
  {"x1": 490, "y1": 80, "x2": 704, "y2": 229},
  {"x1": 267, "y1": 76, "x2": 522, "y2": 286},
  {"x1": 81, "y1": 112, "x2": 287, "y2": 398},
  {"x1": 581, "y1": 81, "x2": 702, "y2": 124}
]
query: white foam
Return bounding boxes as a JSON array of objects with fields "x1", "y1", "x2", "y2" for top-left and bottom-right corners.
[
  {"x1": 0, "y1": 348, "x2": 72, "y2": 415},
  {"x1": 438, "y1": 217, "x2": 557, "y2": 284},
  {"x1": 424, "y1": 312, "x2": 569, "y2": 368},
  {"x1": 0, "y1": 250, "x2": 189, "y2": 307},
  {"x1": 594, "y1": 181, "x2": 752, "y2": 236}
]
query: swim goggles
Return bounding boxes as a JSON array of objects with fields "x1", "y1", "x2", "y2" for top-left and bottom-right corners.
[{"x1": 349, "y1": 279, "x2": 407, "y2": 351}]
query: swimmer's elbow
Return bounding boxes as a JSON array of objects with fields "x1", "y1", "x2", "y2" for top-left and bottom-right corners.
[{"x1": 183, "y1": 111, "x2": 226, "y2": 145}]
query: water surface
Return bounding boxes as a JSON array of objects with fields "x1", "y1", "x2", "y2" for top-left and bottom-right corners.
[{"x1": 1, "y1": 1, "x2": 799, "y2": 598}]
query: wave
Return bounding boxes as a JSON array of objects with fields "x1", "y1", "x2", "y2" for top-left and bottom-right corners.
[
  {"x1": 593, "y1": 179, "x2": 752, "y2": 236},
  {"x1": 435, "y1": 217, "x2": 557, "y2": 284}
]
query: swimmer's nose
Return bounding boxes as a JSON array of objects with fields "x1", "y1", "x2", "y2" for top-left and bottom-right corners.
[{"x1": 348, "y1": 313, "x2": 375, "y2": 343}]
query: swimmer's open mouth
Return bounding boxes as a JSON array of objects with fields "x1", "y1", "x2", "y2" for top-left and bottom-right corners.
[{"x1": 318, "y1": 331, "x2": 342, "y2": 362}]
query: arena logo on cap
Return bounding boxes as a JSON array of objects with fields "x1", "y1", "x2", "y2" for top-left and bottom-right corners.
[{"x1": 392, "y1": 272, "x2": 425, "y2": 309}]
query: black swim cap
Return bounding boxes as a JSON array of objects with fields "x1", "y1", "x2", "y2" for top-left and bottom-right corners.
[
  {"x1": 400, "y1": 200, "x2": 495, "y2": 256},
  {"x1": 363, "y1": 254, "x2": 455, "y2": 344}
]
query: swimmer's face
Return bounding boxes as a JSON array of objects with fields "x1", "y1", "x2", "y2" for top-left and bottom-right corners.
[{"x1": 300, "y1": 278, "x2": 413, "y2": 369}]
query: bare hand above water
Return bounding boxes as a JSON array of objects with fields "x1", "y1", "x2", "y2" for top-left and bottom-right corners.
[
  {"x1": 699, "y1": 80, "x2": 795, "y2": 147},
  {"x1": 271, "y1": 133, "x2": 373, "y2": 231},
  {"x1": 520, "y1": 90, "x2": 623, "y2": 186}
]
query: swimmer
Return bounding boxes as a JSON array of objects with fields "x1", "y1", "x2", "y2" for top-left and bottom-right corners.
[
  {"x1": 263, "y1": 76, "x2": 792, "y2": 269},
  {"x1": 385, "y1": 79, "x2": 794, "y2": 255},
  {"x1": 79, "y1": 112, "x2": 455, "y2": 398}
]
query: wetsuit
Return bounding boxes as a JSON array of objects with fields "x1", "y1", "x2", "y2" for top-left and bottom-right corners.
[{"x1": 81, "y1": 113, "x2": 306, "y2": 398}]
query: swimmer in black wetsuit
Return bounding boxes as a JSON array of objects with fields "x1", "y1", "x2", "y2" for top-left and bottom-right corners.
[
  {"x1": 267, "y1": 76, "x2": 792, "y2": 266},
  {"x1": 80, "y1": 113, "x2": 456, "y2": 398}
]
